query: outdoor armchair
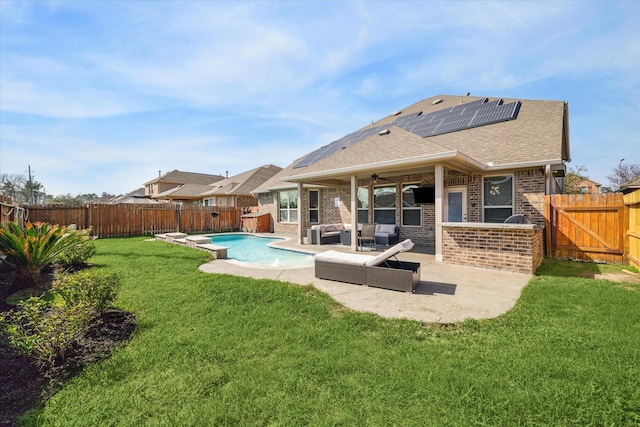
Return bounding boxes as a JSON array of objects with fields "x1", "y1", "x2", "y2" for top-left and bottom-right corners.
[{"x1": 359, "y1": 223, "x2": 377, "y2": 251}]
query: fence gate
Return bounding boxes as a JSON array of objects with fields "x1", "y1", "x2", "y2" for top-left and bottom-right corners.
[{"x1": 545, "y1": 193, "x2": 626, "y2": 264}]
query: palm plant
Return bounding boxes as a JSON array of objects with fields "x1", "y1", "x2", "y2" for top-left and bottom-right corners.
[{"x1": 0, "y1": 221, "x2": 87, "y2": 287}]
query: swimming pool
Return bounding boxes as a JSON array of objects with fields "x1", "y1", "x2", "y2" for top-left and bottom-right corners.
[{"x1": 205, "y1": 234, "x2": 314, "y2": 268}]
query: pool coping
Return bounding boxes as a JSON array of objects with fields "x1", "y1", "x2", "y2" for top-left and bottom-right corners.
[{"x1": 156, "y1": 232, "x2": 318, "y2": 270}]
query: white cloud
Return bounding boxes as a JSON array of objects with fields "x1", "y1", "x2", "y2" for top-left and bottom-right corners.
[{"x1": 1, "y1": 1, "x2": 639, "y2": 195}]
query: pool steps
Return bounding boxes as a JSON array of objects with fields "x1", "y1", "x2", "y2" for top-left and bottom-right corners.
[{"x1": 155, "y1": 234, "x2": 228, "y2": 259}]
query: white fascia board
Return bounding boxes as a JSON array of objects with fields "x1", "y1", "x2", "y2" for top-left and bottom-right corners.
[{"x1": 484, "y1": 159, "x2": 565, "y2": 171}]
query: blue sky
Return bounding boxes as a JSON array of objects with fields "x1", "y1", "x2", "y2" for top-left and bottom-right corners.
[{"x1": 1, "y1": 0, "x2": 638, "y2": 196}]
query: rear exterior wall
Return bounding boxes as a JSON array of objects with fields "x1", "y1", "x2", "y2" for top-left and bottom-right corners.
[{"x1": 256, "y1": 167, "x2": 546, "y2": 245}]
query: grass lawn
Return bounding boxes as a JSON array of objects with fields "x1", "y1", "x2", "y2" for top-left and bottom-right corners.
[{"x1": 23, "y1": 237, "x2": 640, "y2": 426}]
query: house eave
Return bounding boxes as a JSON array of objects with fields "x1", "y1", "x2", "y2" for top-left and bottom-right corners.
[
  {"x1": 484, "y1": 159, "x2": 566, "y2": 171},
  {"x1": 281, "y1": 151, "x2": 487, "y2": 183}
]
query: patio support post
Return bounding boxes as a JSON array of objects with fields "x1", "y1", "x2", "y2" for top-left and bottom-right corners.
[
  {"x1": 351, "y1": 175, "x2": 357, "y2": 251},
  {"x1": 435, "y1": 163, "x2": 444, "y2": 262},
  {"x1": 297, "y1": 182, "x2": 304, "y2": 245}
]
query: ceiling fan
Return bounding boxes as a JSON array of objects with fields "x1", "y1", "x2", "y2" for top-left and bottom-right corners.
[{"x1": 370, "y1": 173, "x2": 387, "y2": 184}]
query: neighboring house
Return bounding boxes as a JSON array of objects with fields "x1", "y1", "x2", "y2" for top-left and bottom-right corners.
[
  {"x1": 253, "y1": 94, "x2": 570, "y2": 269},
  {"x1": 87, "y1": 188, "x2": 158, "y2": 204},
  {"x1": 619, "y1": 177, "x2": 640, "y2": 195},
  {"x1": 199, "y1": 164, "x2": 282, "y2": 210},
  {"x1": 145, "y1": 170, "x2": 225, "y2": 204},
  {"x1": 576, "y1": 178, "x2": 601, "y2": 194},
  {"x1": 88, "y1": 188, "x2": 161, "y2": 205},
  {"x1": 155, "y1": 184, "x2": 217, "y2": 205}
]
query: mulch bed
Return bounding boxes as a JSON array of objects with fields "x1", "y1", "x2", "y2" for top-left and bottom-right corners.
[{"x1": 0, "y1": 264, "x2": 136, "y2": 427}]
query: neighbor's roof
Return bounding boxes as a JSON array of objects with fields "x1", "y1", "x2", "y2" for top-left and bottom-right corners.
[
  {"x1": 199, "y1": 164, "x2": 282, "y2": 197},
  {"x1": 271, "y1": 95, "x2": 569, "y2": 186},
  {"x1": 620, "y1": 177, "x2": 640, "y2": 194},
  {"x1": 252, "y1": 163, "x2": 321, "y2": 193},
  {"x1": 144, "y1": 169, "x2": 225, "y2": 186},
  {"x1": 156, "y1": 184, "x2": 215, "y2": 199}
]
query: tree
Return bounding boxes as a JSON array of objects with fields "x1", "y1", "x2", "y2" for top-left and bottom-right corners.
[
  {"x1": 563, "y1": 165, "x2": 589, "y2": 194},
  {"x1": 0, "y1": 174, "x2": 27, "y2": 202},
  {"x1": 599, "y1": 186, "x2": 614, "y2": 193},
  {"x1": 21, "y1": 180, "x2": 44, "y2": 205},
  {"x1": 607, "y1": 161, "x2": 640, "y2": 190}
]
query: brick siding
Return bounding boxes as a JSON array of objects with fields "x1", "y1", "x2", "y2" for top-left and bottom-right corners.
[
  {"x1": 442, "y1": 224, "x2": 544, "y2": 274},
  {"x1": 258, "y1": 167, "x2": 547, "y2": 248}
]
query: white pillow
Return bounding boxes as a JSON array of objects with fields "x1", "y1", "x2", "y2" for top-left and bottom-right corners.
[{"x1": 378, "y1": 224, "x2": 396, "y2": 234}]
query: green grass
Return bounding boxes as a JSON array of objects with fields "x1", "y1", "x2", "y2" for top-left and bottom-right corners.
[{"x1": 23, "y1": 238, "x2": 640, "y2": 426}]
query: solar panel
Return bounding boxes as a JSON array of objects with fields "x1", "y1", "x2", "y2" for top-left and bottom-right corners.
[{"x1": 293, "y1": 97, "x2": 521, "y2": 168}]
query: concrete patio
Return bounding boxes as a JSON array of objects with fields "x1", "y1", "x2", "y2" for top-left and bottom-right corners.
[{"x1": 196, "y1": 233, "x2": 532, "y2": 324}]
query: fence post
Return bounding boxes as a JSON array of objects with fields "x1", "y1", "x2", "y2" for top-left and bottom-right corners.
[{"x1": 544, "y1": 195, "x2": 552, "y2": 257}]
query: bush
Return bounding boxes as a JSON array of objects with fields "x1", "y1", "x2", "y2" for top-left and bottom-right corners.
[
  {"x1": 0, "y1": 222, "x2": 87, "y2": 287},
  {"x1": 54, "y1": 228, "x2": 96, "y2": 268},
  {"x1": 1, "y1": 270, "x2": 121, "y2": 362},
  {"x1": 52, "y1": 269, "x2": 120, "y2": 315},
  {"x1": 1, "y1": 297, "x2": 90, "y2": 361}
]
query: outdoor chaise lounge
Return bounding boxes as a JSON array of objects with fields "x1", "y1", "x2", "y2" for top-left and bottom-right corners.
[{"x1": 314, "y1": 239, "x2": 420, "y2": 292}]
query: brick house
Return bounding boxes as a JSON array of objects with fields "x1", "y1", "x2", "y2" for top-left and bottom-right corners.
[
  {"x1": 145, "y1": 170, "x2": 225, "y2": 205},
  {"x1": 252, "y1": 95, "x2": 570, "y2": 274},
  {"x1": 576, "y1": 178, "x2": 601, "y2": 194}
]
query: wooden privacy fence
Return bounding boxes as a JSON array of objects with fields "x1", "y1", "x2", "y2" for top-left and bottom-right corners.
[
  {"x1": 625, "y1": 190, "x2": 640, "y2": 269},
  {"x1": 23, "y1": 204, "x2": 245, "y2": 238},
  {"x1": 545, "y1": 193, "x2": 628, "y2": 264},
  {"x1": 1, "y1": 195, "x2": 26, "y2": 229}
]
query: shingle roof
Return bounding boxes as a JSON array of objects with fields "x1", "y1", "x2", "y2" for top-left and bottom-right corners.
[
  {"x1": 620, "y1": 177, "x2": 640, "y2": 194},
  {"x1": 144, "y1": 169, "x2": 225, "y2": 186},
  {"x1": 156, "y1": 184, "x2": 215, "y2": 198},
  {"x1": 199, "y1": 164, "x2": 282, "y2": 197},
  {"x1": 276, "y1": 95, "x2": 568, "y2": 186},
  {"x1": 252, "y1": 163, "x2": 306, "y2": 193}
]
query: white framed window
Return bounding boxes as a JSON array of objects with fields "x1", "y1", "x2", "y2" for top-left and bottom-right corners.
[
  {"x1": 483, "y1": 175, "x2": 513, "y2": 223},
  {"x1": 357, "y1": 186, "x2": 369, "y2": 223},
  {"x1": 402, "y1": 183, "x2": 421, "y2": 226},
  {"x1": 373, "y1": 185, "x2": 396, "y2": 224},
  {"x1": 309, "y1": 190, "x2": 319, "y2": 223},
  {"x1": 278, "y1": 190, "x2": 298, "y2": 223},
  {"x1": 203, "y1": 198, "x2": 214, "y2": 206},
  {"x1": 218, "y1": 198, "x2": 227, "y2": 207}
]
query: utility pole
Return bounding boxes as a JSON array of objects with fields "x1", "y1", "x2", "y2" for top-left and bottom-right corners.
[{"x1": 28, "y1": 165, "x2": 35, "y2": 204}]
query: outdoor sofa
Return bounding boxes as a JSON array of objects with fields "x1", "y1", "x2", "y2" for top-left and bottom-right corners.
[
  {"x1": 307, "y1": 223, "x2": 400, "y2": 246},
  {"x1": 314, "y1": 239, "x2": 420, "y2": 292},
  {"x1": 372, "y1": 224, "x2": 399, "y2": 246},
  {"x1": 307, "y1": 223, "x2": 344, "y2": 244}
]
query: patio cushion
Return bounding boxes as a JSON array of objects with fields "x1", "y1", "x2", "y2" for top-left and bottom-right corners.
[
  {"x1": 315, "y1": 250, "x2": 375, "y2": 265},
  {"x1": 364, "y1": 239, "x2": 414, "y2": 266},
  {"x1": 324, "y1": 225, "x2": 337, "y2": 232},
  {"x1": 377, "y1": 224, "x2": 396, "y2": 234}
]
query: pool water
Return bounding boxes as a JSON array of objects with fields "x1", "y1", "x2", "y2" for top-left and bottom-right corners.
[{"x1": 206, "y1": 234, "x2": 314, "y2": 268}]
